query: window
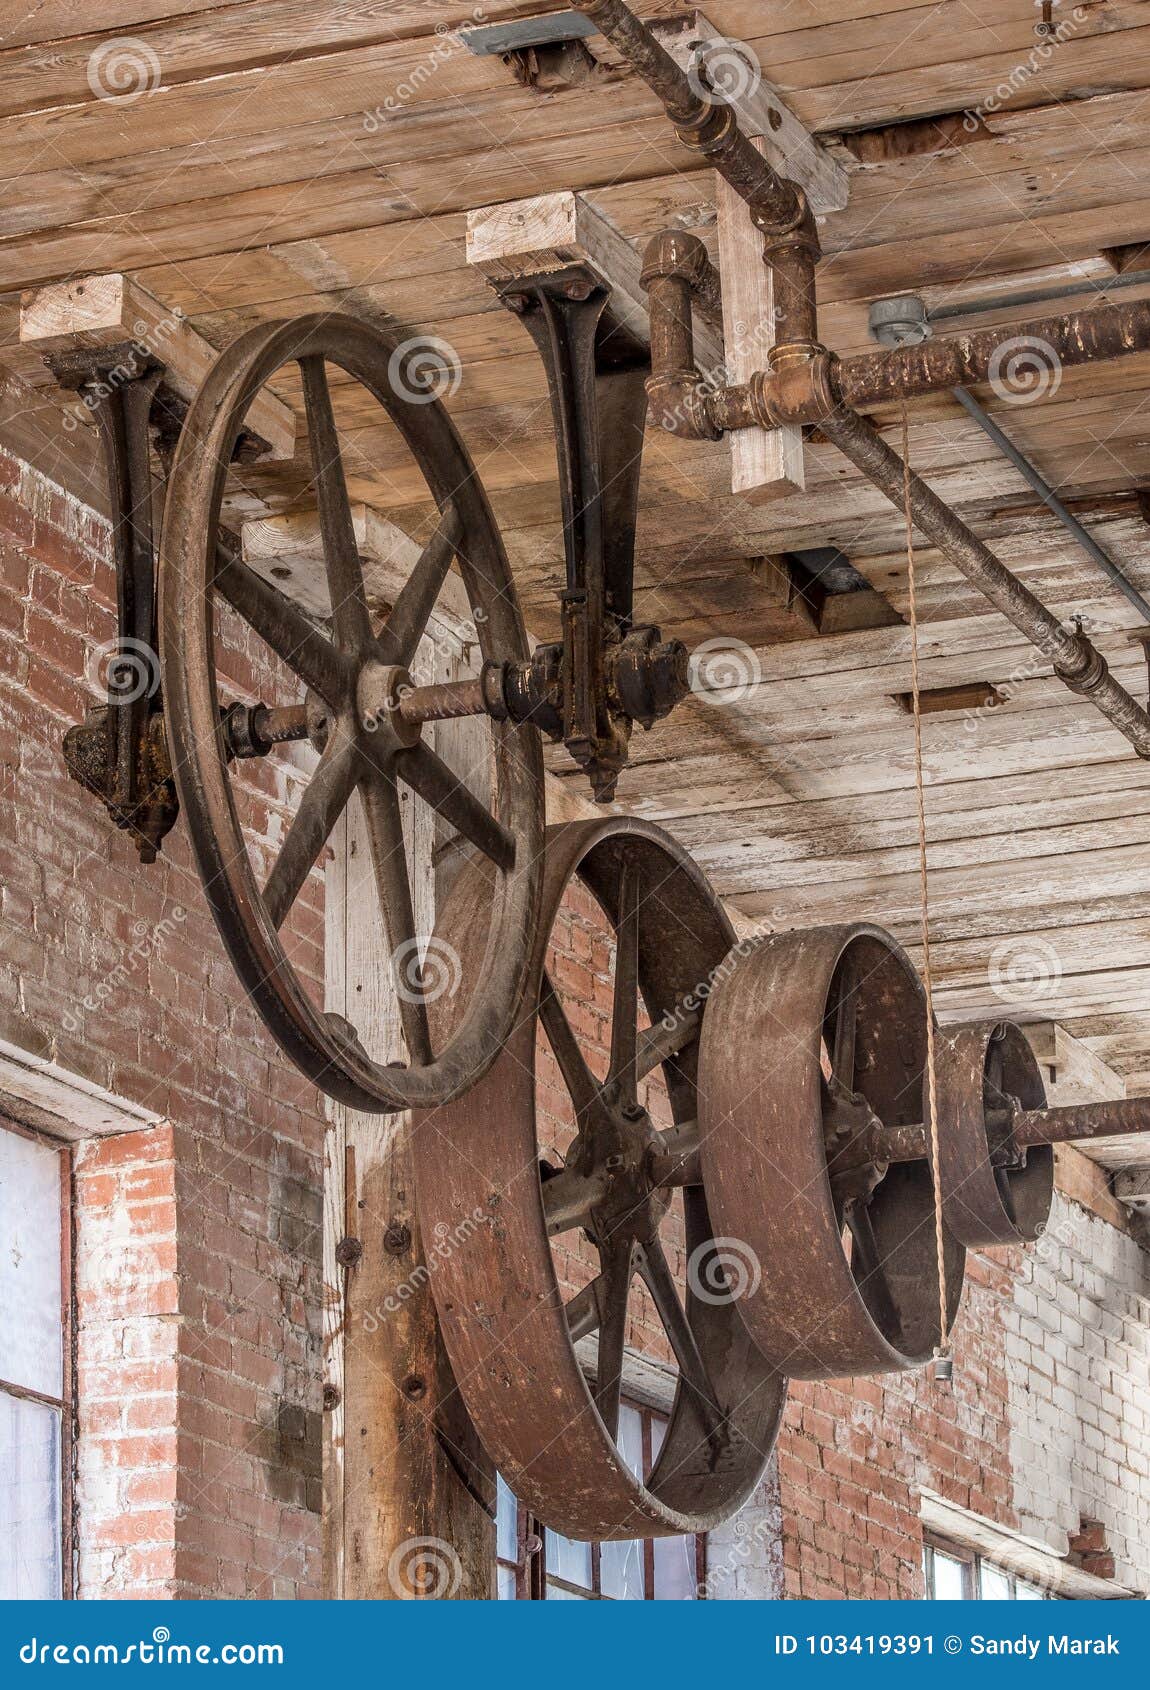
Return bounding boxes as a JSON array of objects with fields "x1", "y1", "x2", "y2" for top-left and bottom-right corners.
[
  {"x1": 0, "y1": 1123, "x2": 72, "y2": 1599},
  {"x1": 923, "y1": 1538, "x2": 1056, "y2": 1601},
  {"x1": 496, "y1": 1401, "x2": 704, "y2": 1600}
]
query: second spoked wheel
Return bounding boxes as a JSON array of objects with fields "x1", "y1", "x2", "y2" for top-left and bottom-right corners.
[
  {"x1": 160, "y1": 314, "x2": 543, "y2": 1113},
  {"x1": 698, "y1": 924, "x2": 966, "y2": 1380},
  {"x1": 413, "y1": 819, "x2": 785, "y2": 1540}
]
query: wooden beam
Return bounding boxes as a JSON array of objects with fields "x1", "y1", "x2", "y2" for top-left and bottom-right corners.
[
  {"x1": 466, "y1": 188, "x2": 724, "y2": 371},
  {"x1": 20, "y1": 272, "x2": 296, "y2": 460},
  {"x1": 323, "y1": 629, "x2": 492, "y2": 1600},
  {"x1": 649, "y1": 14, "x2": 850, "y2": 218}
]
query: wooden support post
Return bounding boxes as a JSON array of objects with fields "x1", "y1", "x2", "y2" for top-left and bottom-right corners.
[
  {"x1": 651, "y1": 13, "x2": 850, "y2": 503},
  {"x1": 321, "y1": 586, "x2": 494, "y2": 1600},
  {"x1": 20, "y1": 272, "x2": 295, "y2": 460}
]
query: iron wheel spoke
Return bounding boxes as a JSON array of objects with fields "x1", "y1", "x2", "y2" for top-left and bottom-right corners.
[
  {"x1": 299, "y1": 355, "x2": 373, "y2": 652},
  {"x1": 608, "y1": 851, "x2": 640, "y2": 1104},
  {"x1": 539, "y1": 973, "x2": 602, "y2": 1121},
  {"x1": 846, "y1": 1202, "x2": 903, "y2": 1340},
  {"x1": 828, "y1": 960, "x2": 859, "y2": 1091},
  {"x1": 393, "y1": 742, "x2": 514, "y2": 871},
  {"x1": 263, "y1": 730, "x2": 358, "y2": 929},
  {"x1": 635, "y1": 1005, "x2": 701, "y2": 1082},
  {"x1": 358, "y1": 769, "x2": 433, "y2": 1067},
  {"x1": 215, "y1": 546, "x2": 347, "y2": 707},
  {"x1": 593, "y1": 1242, "x2": 634, "y2": 1442},
  {"x1": 565, "y1": 1275, "x2": 606, "y2": 1343},
  {"x1": 378, "y1": 504, "x2": 464, "y2": 666},
  {"x1": 637, "y1": 1239, "x2": 722, "y2": 1435}
]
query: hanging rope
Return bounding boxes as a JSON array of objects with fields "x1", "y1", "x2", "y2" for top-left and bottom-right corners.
[{"x1": 900, "y1": 403, "x2": 952, "y2": 1381}]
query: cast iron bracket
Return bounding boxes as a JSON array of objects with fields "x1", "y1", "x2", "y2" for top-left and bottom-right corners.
[
  {"x1": 48, "y1": 343, "x2": 181, "y2": 862},
  {"x1": 495, "y1": 264, "x2": 689, "y2": 801}
]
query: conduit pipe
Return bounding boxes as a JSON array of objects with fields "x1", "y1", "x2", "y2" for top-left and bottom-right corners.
[{"x1": 592, "y1": 0, "x2": 1150, "y2": 757}]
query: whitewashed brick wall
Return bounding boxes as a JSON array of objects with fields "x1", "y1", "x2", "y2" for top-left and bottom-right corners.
[{"x1": 1006, "y1": 1193, "x2": 1150, "y2": 1589}]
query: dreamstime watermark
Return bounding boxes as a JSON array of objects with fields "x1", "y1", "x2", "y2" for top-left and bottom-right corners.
[
  {"x1": 391, "y1": 935, "x2": 462, "y2": 1006},
  {"x1": 359, "y1": 1208, "x2": 486, "y2": 1330},
  {"x1": 987, "y1": 936, "x2": 1063, "y2": 1005},
  {"x1": 85, "y1": 635, "x2": 161, "y2": 706},
  {"x1": 62, "y1": 306, "x2": 185, "y2": 433},
  {"x1": 686, "y1": 36, "x2": 762, "y2": 104},
  {"x1": 86, "y1": 37, "x2": 162, "y2": 103},
  {"x1": 62, "y1": 906, "x2": 187, "y2": 1035},
  {"x1": 962, "y1": 4, "x2": 1088, "y2": 130},
  {"x1": 687, "y1": 1236, "x2": 762, "y2": 1305},
  {"x1": 363, "y1": 10, "x2": 486, "y2": 129},
  {"x1": 19, "y1": 1627, "x2": 283, "y2": 1666},
  {"x1": 988, "y1": 335, "x2": 1063, "y2": 406},
  {"x1": 689, "y1": 637, "x2": 763, "y2": 706},
  {"x1": 659, "y1": 928, "x2": 764, "y2": 1036},
  {"x1": 388, "y1": 334, "x2": 463, "y2": 405},
  {"x1": 386, "y1": 1535, "x2": 463, "y2": 1599},
  {"x1": 697, "y1": 1513, "x2": 778, "y2": 1598}
]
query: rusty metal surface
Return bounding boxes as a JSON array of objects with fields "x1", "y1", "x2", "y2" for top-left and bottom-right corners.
[
  {"x1": 159, "y1": 312, "x2": 544, "y2": 1114},
  {"x1": 412, "y1": 818, "x2": 785, "y2": 1540},
  {"x1": 1012, "y1": 1094, "x2": 1150, "y2": 1149},
  {"x1": 698, "y1": 925, "x2": 965, "y2": 1381},
  {"x1": 840, "y1": 298, "x2": 1150, "y2": 408},
  {"x1": 936, "y1": 1022, "x2": 1053, "y2": 1249}
]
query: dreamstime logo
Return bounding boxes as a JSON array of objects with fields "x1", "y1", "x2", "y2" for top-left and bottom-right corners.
[
  {"x1": 392, "y1": 935, "x2": 462, "y2": 1005},
  {"x1": 360, "y1": 1208, "x2": 486, "y2": 1330},
  {"x1": 962, "y1": 4, "x2": 1088, "y2": 129},
  {"x1": 388, "y1": 335, "x2": 463, "y2": 405},
  {"x1": 988, "y1": 937, "x2": 1063, "y2": 1004},
  {"x1": 988, "y1": 336, "x2": 1063, "y2": 406},
  {"x1": 363, "y1": 9, "x2": 486, "y2": 129},
  {"x1": 688, "y1": 637, "x2": 762, "y2": 706},
  {"x1": 86, "y1": 37, "x2": 162, "y2": 102},
  {"x1": 62, "y1": 907, "x2": 187, "y2": 1035},
  {"x1": 687, "y1": 1237, "x2": 761, "y2": 1305},
  {"x1": 86, "y1": 636, "x2": 161, "y2": 705},
  {"x1": 387, "y1": 1535, "x2": 462, "y2": 1599},
  {"x1": 686, "y1": 37, "x2": 762, "y2": 104}
]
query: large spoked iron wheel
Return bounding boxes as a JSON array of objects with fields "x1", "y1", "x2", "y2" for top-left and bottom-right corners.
[
  {"x1": 699, "y1": 924, "x2": 966, "y2": 1380},
  {"x1": 412, "y1": 819, "x2": 785, "y2": 1541},
  {"x1": 160, "y1": 314, "x2": 543, "y2": 1113}
]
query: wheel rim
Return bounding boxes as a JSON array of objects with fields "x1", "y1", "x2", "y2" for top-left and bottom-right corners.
[
  {"x1": 937, "y1": 1021, "x2": 1053, "y2": 1247},
  {"x1": 413, "y1": 819, "x2": 785, "y2": 1540},
  {"x1": 159, "y1": 314, "x2": 543, "y2": 1112},
  {"x1": 698, "y1": 924, "x2": 966, "y2": 1380}
]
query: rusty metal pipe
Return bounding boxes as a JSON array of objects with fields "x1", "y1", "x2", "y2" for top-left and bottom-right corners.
[
  {"x1": 840, "y1": 297, "x2": 1150, "y2": 408},
  {"x1": 397, "y1": 674, "x2": 489, "y2": 726},
  {"x1": 861, "y1": 1095, "x2": 1150, "y2": 1167},
  {"x1": 817, "y1": 404, "x2": 1150, "y2": 759},
  {"x1": 640, "y1": 230, "x2": 725, "y2": 440},
  {"x1": 582, "y1": 0, "x2": 821, "y2": 355}
]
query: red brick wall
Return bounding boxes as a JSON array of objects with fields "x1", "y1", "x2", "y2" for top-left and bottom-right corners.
[
  {"x1": 778, "y1": 1249, "x2": 1019, "y2": 1598},
  {"x1": 0, "y1": 449, "x2": 325, "y2": 1598}
]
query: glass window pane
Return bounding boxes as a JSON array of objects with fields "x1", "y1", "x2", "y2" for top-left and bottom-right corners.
[
  {"x1": 0, "y1": 1131, "x2": 63, "y2": 1398},
  {"x1": 979, "y1": 1562, "x2": 1012, "y2": 1600},
  {"x1": 496, "y1": 1474, "x2": 518, "y2": 1565},
  {"x1": 618, "y1": 1403, "x2": 644, "y2": 1479},
  {"x1": 545, "y1": 1581, "x2": 588, "y2": 1600},
  {"x1": 496, "y1": 1565, "x2": 517, "y2": 1601},
  {"x1": 654, "y1": 1533, "x2": 698, "y2": 1600},
  {"x1": 1015, "y1": 1580, "x2": 1046, "y2": 1600},
  {"x1": 545, "y1": 1530, "x2": 592, "y2": 1590},
  {"x1": 931, "y1": 1551, "x2": 967, "y2": 1599},
  {"x1": 0, "y1": 1391, "x2": 62, "y2": 1599},
  {"x1": 601, "y1": 1537, "x2": 644, "y2": 1600}
]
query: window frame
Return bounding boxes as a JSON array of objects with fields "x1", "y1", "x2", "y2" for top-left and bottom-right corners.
[
  {"x1": 923, "y1": 1533, "x2": 1059, "y2": 1603},
  {"x1": 0, "y1": 1118, "x2": 75, "y2": 1600},
  {"x1": 496, "y1": 1402, "x2": 708, "y2": 1600}
]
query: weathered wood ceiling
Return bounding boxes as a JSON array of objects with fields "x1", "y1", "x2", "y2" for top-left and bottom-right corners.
[{"x1": 5, "y1": 1, "x2": 1150, "y2": 1094}]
